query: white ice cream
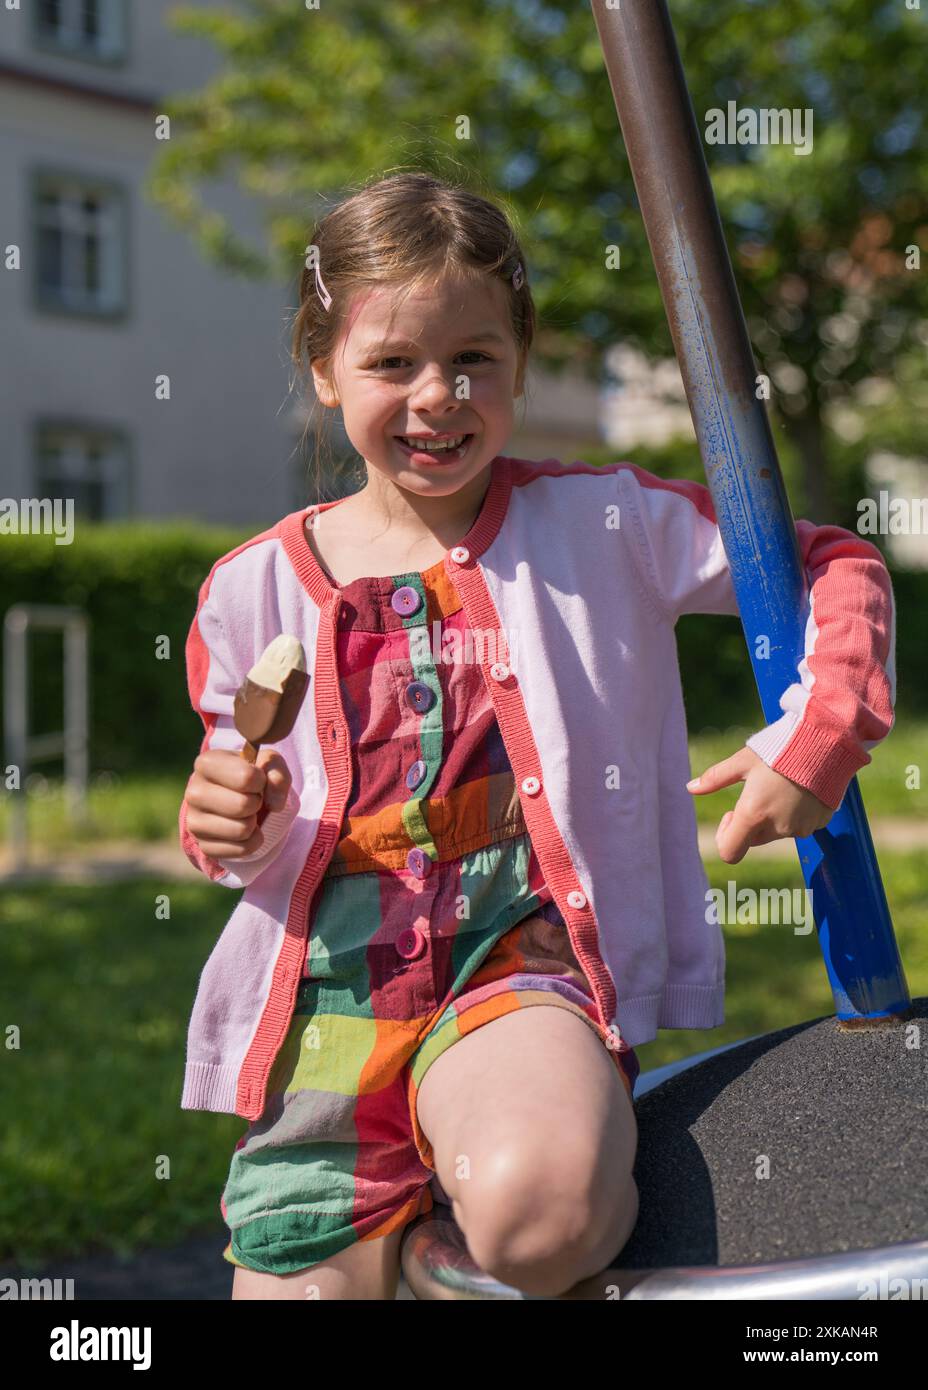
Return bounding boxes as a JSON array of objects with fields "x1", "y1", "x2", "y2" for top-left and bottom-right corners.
[{"x1": 246, "y1": 634, "x2": 306, "y2": 692}]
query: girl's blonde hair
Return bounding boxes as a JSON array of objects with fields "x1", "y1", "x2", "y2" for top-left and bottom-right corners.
[{"x1": 289, "y1": 169, "x2": 536, "y2": 500}]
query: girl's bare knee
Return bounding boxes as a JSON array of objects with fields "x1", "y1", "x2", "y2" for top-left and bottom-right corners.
[
  {"x1": 462, "y1": 1160, "x2": 639, "y2": 1297},
  {"x1": 461, "y1": 1148, "x2": 587, "y2": 1273}
]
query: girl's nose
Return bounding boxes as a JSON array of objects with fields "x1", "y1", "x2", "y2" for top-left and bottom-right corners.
[{"x1": 408, "y1": 368, "x2": 458, "y2": 408}]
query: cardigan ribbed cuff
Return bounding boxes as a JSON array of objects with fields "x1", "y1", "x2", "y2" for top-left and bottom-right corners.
[{"x1": 746, "y1": 711, "x2": 867, "y2": 811}]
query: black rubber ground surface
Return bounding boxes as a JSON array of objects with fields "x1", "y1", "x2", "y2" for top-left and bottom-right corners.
[
  {"x1": 0, "y1": 1236, "x2": 419, "y2": 1301},
  {"x1": 0, "y1": 1233, "x2": 233, "y2": 1301}
]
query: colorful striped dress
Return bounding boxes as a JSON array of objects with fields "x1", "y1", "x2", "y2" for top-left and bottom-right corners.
[{"x1": 220, "y1": 556, "x2": 639, "y2": 1275}]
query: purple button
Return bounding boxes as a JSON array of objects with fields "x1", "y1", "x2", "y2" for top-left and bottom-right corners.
[
  {"x1": 396, "y1": 926, "x2": 426, "y2": 960},
  {"x1": 391, "y1": 585, "x2": 422, "y2": 616},
  {"x1": 406, "y1": 847, "x2": 432, "y2": 879},
  {"x1": 405, "y1": 681, "x2": 435, "y2": 713},
  {"x1": 406, "y1": 759, "x2": 427, "y2": 791}
]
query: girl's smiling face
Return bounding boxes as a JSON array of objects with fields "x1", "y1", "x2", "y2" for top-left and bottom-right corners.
[{"x1": 310, "y1": 271, "x2": 526, "y2": 501}]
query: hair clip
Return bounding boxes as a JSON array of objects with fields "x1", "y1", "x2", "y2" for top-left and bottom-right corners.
[
  {"x1": 315, "y1": 261, "x2": 332, "y2": 312},
  {"x1": 512, "y1": 262, "x2": 524, "y2": 291}
]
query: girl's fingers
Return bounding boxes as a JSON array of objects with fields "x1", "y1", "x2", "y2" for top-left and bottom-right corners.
[
  {"x1": 187, "y1": 780, "x2": 263, "y2": 820},
  {"x1": 195, "y1": 832, "x2": 264, "y2": 860},
  {"x1": 255, "y1": 749, "x2": 292, "y2": 809},
  {"x1": 184, "y1": 811, "x2": 259, "y2": 839},
  {"x1": 185, "y1": 809, "x2": 261, "y2": 848}
]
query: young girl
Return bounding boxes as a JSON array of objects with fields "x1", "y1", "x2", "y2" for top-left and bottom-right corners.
[{"x1": 179, "y1": 171, "x2": 896, "y2": 1301}]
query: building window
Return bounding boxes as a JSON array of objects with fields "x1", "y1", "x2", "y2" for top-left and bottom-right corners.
[
  {"x1": 34, "y1": 0, "x2": 127, "y2": 64},
  {"x1": 34, "y1": 423, "x2": 131, "y2": 521},
  {"x1": 33, "y1": 172, "x2": 127, "y2": 317}
]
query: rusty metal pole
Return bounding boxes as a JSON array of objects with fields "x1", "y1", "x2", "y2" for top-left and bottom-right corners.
[{"x1": 588, "y1": 0, "x2": 908, "y2": 1021}]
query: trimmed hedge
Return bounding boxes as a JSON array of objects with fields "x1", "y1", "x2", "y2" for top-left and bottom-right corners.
[{"x1": 0, "y1": 520, "x2": 247, "y2": 777}]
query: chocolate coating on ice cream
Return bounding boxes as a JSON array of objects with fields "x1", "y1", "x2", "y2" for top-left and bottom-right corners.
[{"x1": 233, "y1": 634, "x2": 309, "y2": 746}]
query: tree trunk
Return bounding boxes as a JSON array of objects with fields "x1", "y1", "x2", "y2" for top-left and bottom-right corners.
[{"x1": 780, "y1": 407, "x2": 831, "y2": 523}]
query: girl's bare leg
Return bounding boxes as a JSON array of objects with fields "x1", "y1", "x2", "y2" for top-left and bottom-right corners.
[
  {"x1": 230, "y1": 1223, "x2": 408, "y2": 1300},
  {"x1": 415, "y1": 1005, "x2": 639, "y2": 1297}
]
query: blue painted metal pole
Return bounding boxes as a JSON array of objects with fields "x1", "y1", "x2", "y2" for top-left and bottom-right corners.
[{"x1": 589, "y1": 0, "x2": 909, "y2": 1021}]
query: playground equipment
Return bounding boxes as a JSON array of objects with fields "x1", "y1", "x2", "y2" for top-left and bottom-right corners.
[
  {"x1": 403, "y1": 1013, "x2": 928, "y2": 1299},
  {"x1": 400, "y1": 0, "x2": 923, "y2": 1299},
  {"x1": 3, "y1": 603, "x2": 89, "y2": 873}
]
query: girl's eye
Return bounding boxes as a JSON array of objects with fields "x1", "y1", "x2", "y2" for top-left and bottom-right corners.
[{"x1": 371, "y1": 351, "x2": 493, "y2": 370}]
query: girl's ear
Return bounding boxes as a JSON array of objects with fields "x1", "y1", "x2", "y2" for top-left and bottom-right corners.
[
  {"x1": 513, "y1": 354, "x2": 527, "y2": 399},
  {"x1": 310, "y1": 357, "x2": 339, "y2": 408}
]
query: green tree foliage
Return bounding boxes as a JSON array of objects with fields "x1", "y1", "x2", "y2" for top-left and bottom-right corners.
[{"x1": 147, "y1": 0, "x2": 928, "y2": 521}]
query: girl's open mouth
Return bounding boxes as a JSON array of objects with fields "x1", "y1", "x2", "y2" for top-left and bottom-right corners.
[{"x1": 395, "y1": 434, "x2": 474, "y2": 465}]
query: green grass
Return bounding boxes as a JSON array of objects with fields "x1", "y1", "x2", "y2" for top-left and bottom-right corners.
[
  {"x1": 686, "y1": 721, "x2": 928, "y2": 822},
  {"x1": 0, "y1": 771, "x2": 188, "y2": 849},
  {"x1": 0, "y1": 877, "x2": 243, "y2": 1266},
  {"x1": 1, "y1": 720, "x2": 923, "y2": 854},
  {"x1": 2, "y1": 854, "x2": 926, "y2": 1265}
]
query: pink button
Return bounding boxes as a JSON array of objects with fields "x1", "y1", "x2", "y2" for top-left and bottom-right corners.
[
  {"x1": 396, "y1": 927, "x2": 426, "y2": 960},
  {"x1": 406, "y1": 847, "x2": 432, "y2": 878},
  {"x1": 391, "y1": 585, "x2": 421, "y2": 616}
]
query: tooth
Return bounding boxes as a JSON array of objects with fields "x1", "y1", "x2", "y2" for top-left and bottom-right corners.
[{"x1": 403, "y1": 436, "x2": 464, "y2": 451}]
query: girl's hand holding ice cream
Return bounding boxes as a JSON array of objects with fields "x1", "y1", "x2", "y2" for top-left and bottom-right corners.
[{"x1": 185, "y1": 747, "x2": 292, "y2": 861}]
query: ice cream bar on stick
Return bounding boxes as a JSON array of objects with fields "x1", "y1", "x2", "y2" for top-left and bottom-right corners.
[{"x1": 233, "y1": 634, "x2": 310, "y2": 765}]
